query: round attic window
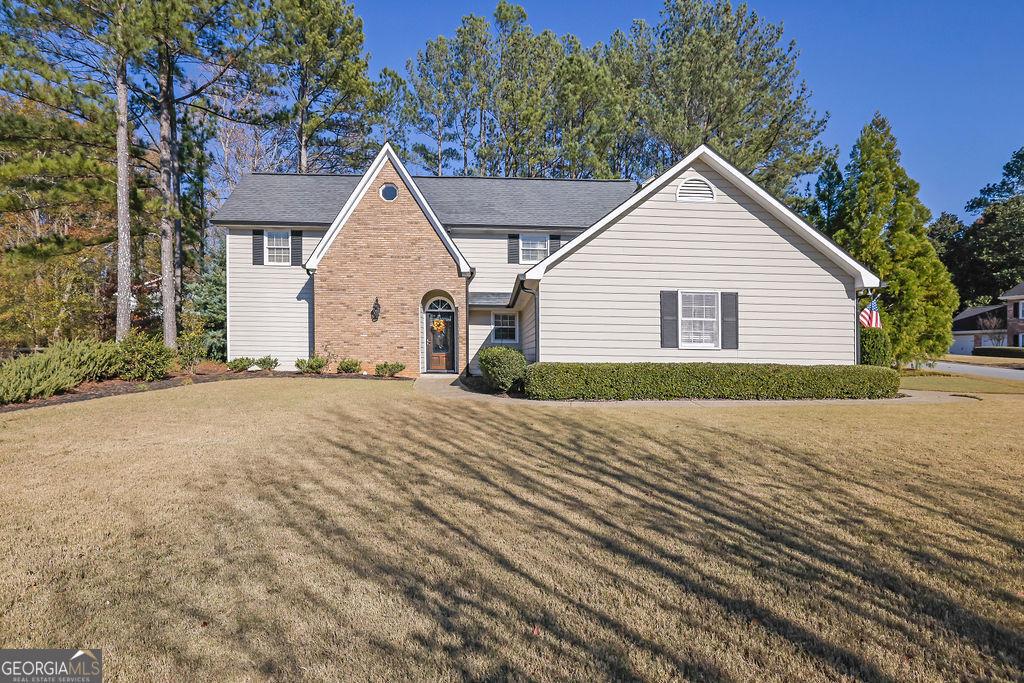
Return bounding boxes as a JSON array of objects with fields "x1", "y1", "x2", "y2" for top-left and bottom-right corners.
[{"x1": 380, "y1": 183, "x2": 399, "y2": 201}]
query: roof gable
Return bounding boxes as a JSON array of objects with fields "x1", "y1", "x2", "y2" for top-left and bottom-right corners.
[
  {"x1": 523, "y1": 145, "x2": 880, "y2": 289},
  {"x1": 999, "y1": 282, "x2": 1024, "y2": 299},
  {"x1": 304, "y1": 144, "x2": 471, "y2": 275}
]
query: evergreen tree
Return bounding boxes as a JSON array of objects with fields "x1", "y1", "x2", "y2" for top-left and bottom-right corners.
[
  {"x1": 802, "y1": 155, "x2": 844, "y2": 237},
  {"x1": 0, "y1": 0, "x2": 151, "y2": 340},
  {"x1": 835, "y1": 114, "x2": 958, "y2": 364},
  {"x1": 263, "y1": 0, "x2": 373, "y2": 174},
  {"x1": 966, "y1": 145, "x2": 1024, "y2": 212},
  {"x1": 648, "y1": 0, "x2": 827, "y2": 194},
  {"x1": 185, "y1": 247, "x2": 226, "y2": 360},
  {"x1": 406, "y1": 35, "x2": 457, "y2": 175}
]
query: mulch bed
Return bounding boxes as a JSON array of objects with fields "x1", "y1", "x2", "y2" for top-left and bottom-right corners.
[{"x1": 0, "y1": 370, "x2": 412, "y2": 415}]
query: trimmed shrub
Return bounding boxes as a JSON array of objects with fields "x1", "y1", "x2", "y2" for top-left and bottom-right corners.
[
  {"x1": 478, "y1": 346, "x2": 527, "y2": 392},
  {"x1": 176, "y1": 309, "x2": 206, "y2": 374},
  {"x1": 116, "y1": 331, "x2": 173, "y2": 382},
  {"x1": 255, "y1": 355, "x2": 279, "y2": 371},
  {"x1": 227, "y1": 357, "x2": 256, "y2": 372},
  {"x1": 374, "y1": 361, "x2": 405, "y2": 377},
  {"x1": 524, "y1": 362, "x2": 900, "y2": 401},
  {"x1": 296, "y1": 354, "x2": 327, "y2": 374},
  {"x1": 0, "y1": 339, "x2": 121, "y2": 405},
  {"x1": 973, "y1": 346, "x2": 1024, "y2": 358},
  {"x1": 336, "y1": 357, "x2": 362, "y2": 374},
  {"x1": 860, "y1": 327, "x2": 893, "y2": 367}
]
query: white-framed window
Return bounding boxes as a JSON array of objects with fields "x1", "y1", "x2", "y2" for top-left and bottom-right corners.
[
  {"x1": 520, "y1": 235, "x2": 548, "y2": 264},
  {"x1": 679, "y1": 291, "x2": 720, "y2": 348},
  {"x1": 266, "y1": 230, "x2": 291, "y2": 265},
  {"x1": 1017, "y1": 301, "x2": 1024, "y2": 320},
  {"x1": 380, "y1": 183, "x2": 399, "y2": 201},
  {"x1": 491, "y1": 312, "x2": 518, "y2": 343}
]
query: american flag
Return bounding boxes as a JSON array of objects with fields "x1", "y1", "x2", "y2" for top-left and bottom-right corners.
[{"x1": 859, "y1": 298, "x2": 882, "y2": 329}]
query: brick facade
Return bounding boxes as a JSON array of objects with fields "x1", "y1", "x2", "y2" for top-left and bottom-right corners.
[
  {"x1": 313, "y1": 160, "x2": 469, "y2": 375},
  {"x1": 1008, "y1": 301, "x2": 1024, "y2": 346}
]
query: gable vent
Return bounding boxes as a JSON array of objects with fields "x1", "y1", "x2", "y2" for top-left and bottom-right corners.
[{"x1": 676, "y1": 177, "x2": 715, "y2": 202}]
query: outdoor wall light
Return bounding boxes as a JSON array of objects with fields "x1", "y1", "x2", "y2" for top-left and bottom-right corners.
[{"x1": 371, "y1": 297, "x2": 381, "y2": 322}]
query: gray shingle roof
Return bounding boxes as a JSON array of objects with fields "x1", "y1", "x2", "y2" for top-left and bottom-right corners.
[
  {"x1": 467, "y1": 291, "x2": 510, "y2": 307},
  {"x1": 213, "y1": 173, "x2": 637, "y2": 229},
  {"x1": 1000, "y1": 282, "x2": 1024, "y2": 299},
  {"x1": 953, "y1": 304, "x2": 1004, "y2": 322}
]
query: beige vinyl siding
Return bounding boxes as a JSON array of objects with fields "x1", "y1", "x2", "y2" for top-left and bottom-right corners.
[
  {"x1": 453, "y1": 228, "x2": 581, "y2": 292},
  {"x1": 227, "y1": 228, "x2": 324, "y2": 370},
  {"x1": 539, "y1": 160, "x2": 857, "y2": 364},
  {"x1": 519, "y1": 291, "x2": 537, "y2": 363},
  {"x1": 466, "y1": 296, "x2": 535, "y2": 374}
]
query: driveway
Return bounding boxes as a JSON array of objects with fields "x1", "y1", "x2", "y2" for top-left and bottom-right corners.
[{"x1": 933, "y1": 361, "x2": 1024, "y2": 380}]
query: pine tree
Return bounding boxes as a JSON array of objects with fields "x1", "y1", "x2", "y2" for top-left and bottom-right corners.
[
  {"x1": 0, "y1": 0, "x2": 151, "y2": 341},
  {"x1": 835, "y1": 114, "x2": 958, "y2": 364},
  {"x1": 262, "y1": 0, "x2": 373, "y2": 174}
]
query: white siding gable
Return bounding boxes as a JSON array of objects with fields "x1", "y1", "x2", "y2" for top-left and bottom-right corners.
[{"x1": 538, "y1": 160, "x2": 857, "y2": 364}]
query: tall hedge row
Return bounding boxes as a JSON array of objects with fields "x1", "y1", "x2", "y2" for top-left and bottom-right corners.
[
  {"x1": 972, "y1": 346, "x2": 1024, "y2": 358},
  {"x1": 523, "y1": 362, "x2": 900, "y2": 401}
]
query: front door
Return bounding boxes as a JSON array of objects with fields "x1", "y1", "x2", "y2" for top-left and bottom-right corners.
[{"x1": 426, "y1": 310, "x2": 455, "y2": 372}]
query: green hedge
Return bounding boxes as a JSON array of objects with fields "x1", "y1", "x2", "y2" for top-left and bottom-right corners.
[
  {"x1": 860, "y1": 327, "x2": 893, "y2": 367},
  {"x1": 523, "y1": 362, "x2": 900, "y2": 401},
  {"x1": 477, "y1": 346, "x2": 527, "y2": 392},
  {"x1": 118, "y1": 330, "x2": 175, "y2": 381},
  {"x1": 0, "y1": 339, "x2": 122, "y2": 405},
  {"x1": 972, "y1": 346, "x2": 1024, "y2": 358}
]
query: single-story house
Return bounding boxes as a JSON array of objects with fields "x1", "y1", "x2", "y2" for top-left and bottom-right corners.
[
  {"x1": 949, "y1": 282, "x2": 1024, "y2": 354},
  {"x1": 212, "y1": 144, "x2": 880, "y2": 374}
]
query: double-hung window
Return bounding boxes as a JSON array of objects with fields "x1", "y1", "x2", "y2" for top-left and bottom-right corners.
[
  {"x1": 520, "y1": 235, "x2": 548, "y2": 264},
  {"x1": 265, "y1": 230, "x2": 291, "y2": 265},
  {"x1": 492, "y1": 313, "x2": 518, "y2": 343},
  {"x1": 679, "y1": 291, "x2": 720, "y2": 348}
]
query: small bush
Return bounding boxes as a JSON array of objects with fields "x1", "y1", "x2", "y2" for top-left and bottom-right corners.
[
  {"x1": 374, "y1": 361, "x2": 405, "y2": 377},
  {"x1": 478, "y1": 346, "x2": 527, "y2": 392},
  {"x1": 117, "y1": 330, "x2": 173, "y2": 382},
  {"x1": 973, "y1": 346, "x2": 1024, "y2": 358},
  {"x1": 227, "y1": 357, "x2": 256, "y2": 372},
  {"x1": 336, "y1": 357, "x2": 362, "y2": 374},
  {"x1": 176, "y1": 309, "x2": 206, "y2": 375},
  {"x1": 296, "y1": 354, "x2": 327, "y2": 374},
  {"x1": 524, "y1": 362, "x2": 900, "y2": 401},
  {"x1": 255, "y1": 355, "x2": 279, "y2": 371},
  {"x1": 0, "y1": 339, "x2": 122, "y2": 405},
  {"x1": 860, "y1": 327, "x2": 893, "y2": 367}
]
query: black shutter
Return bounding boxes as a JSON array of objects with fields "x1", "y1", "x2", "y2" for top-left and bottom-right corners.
[
  {"x1": 291, "y1": 230, "x2": 303, "y2": 266},
  {"x1": 549, "y1": 234, "x2": 561, "y2": 253},
  {"x1": 660, "y1": 290, "x2": 678, "y2": 348},
  {"x1": 252, "y1": 229, "x2": 264, "y2": 265},
  {"x1": 721, "y1": 292, "x2": 739, "y2": 349},
  {"x1": 507, "y1": 234, "x2": 519, "y2": 264}
]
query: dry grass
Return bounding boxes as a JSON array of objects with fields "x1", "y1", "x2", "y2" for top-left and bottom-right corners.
[
  {"x1": 901, "y1": 371, "x2": 1024, "y2": 394},
  {"x1": 942, "y1": 354, "x2": 1024, "y2": 370},
  {"x1": 1, "y1": 379, "x2": 1022, "y2": 682}
]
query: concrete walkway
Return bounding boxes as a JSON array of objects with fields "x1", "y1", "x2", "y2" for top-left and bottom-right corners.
[
  {"x1": 413, "y1": 374, "x2": 971, "y2": 408},
  {"x1": 933, "y1": 361, "x2": 1024, "y2": 381}
]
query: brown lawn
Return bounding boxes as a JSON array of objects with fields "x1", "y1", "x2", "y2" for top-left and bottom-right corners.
[{"x1": 1, "y1": 379, "x2": 1022, "y2": 681}]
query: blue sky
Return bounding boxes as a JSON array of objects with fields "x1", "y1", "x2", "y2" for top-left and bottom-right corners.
[{"x1": 353, "y1": 1, "x2": 1023, "y2": 220}]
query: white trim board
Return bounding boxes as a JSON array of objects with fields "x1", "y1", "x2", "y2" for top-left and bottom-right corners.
[
  {"x1": 305, "y1": 143, "x2": 472, "y2": 275},
  {"x1": 522, "y1": 144, "x2": 880, "y2": 289}
]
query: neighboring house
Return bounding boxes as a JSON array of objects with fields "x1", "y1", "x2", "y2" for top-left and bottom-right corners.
[
  {"x1": 949, "y1": 304, "x2": 1007, "y2": 354},
  {"x1": 212, "y1": 144, "x2": 880, "y2": 373},
  {"x1": 948, "y1": 282, "x2": 1024, "y2": 355}
]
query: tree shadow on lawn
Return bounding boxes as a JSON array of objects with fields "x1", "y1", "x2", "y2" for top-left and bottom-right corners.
[{"x1": 47, "y1": 396, "x2": 1024, "y2": 681}]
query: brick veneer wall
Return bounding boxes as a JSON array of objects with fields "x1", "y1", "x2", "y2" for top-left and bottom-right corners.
[
  {"x1": 313, "y1": 160, "x2": 469, "y2": 375},
  {"x1": 1008, "y1": 302, "x2": 1024, "y2": 345}
]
